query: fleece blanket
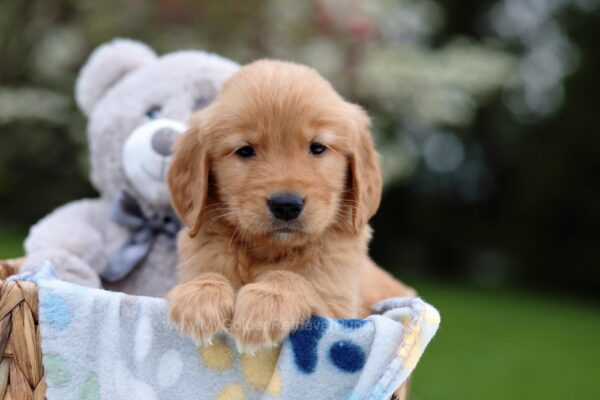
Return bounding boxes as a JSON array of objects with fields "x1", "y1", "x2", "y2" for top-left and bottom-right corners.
[{"x1": 14, "y1": 263, "x2": 440, "y2": 400}]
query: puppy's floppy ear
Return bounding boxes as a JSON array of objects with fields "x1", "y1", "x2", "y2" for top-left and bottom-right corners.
[
  {"x1": 167, "y1": 120, "x2": 210, "y2": 237},
  {"x1": 347, "y1": 105, "x2": 383, "y2": 232}
]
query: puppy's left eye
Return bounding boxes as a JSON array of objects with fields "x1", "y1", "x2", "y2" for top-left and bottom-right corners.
[
  {"x1": 235, "y1": 145, "x2": 256, "y2": 158},
  {"x1": 309, "y1": 142, "x2": 327, "y2": 155}
]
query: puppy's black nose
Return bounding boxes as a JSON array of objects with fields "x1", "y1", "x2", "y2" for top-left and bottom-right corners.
[
  {"x1": 268, "y1": 194, "x2": 304, "y2": 221},
  {"x1": 151, "y1": 127, "x2": 178, "y2": 156}
]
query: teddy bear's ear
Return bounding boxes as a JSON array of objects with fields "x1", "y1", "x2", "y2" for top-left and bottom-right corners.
[{"x1": 75, "y1": 39, "x2": 157, "y2": 116}]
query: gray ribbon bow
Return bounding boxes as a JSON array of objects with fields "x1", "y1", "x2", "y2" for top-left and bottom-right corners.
[{"x1": 102, "y1": 191, "x2": 182, "y2": 282}]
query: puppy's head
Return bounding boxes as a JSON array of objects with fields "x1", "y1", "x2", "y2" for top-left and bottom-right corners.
[{"x1": 168, "y1": 60, "x2": 382, "y2": 244}]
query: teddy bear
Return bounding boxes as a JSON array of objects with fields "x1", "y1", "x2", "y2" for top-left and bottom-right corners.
[{"x1": 22, "y1": 39, "x2": 239, "y2": 296}]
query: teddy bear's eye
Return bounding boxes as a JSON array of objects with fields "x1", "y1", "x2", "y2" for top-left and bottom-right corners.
[{"x1": 146, "y1": 105, "x2": 163, "y2": 119}]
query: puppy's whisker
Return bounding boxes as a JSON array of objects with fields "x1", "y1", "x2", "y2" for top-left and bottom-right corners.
[
  {"x1": 201, "y1": 207, "x2": 228, "y2": 219},
  {"x1": 200, "y1": 208, "x2": 231, "y2": 227},
  {"x1": 227, "y1": 226, "x2": 241, "y2": 254},
  {"x1": 333, "y1": 211, "x2": 354, "y2": 225},
  {"x1": 201, "y1": 205, "x2": 230, "y2": 217},
  {"x1": 202, "y1": 212, "x2": 224, "y2": 224},
  {"x1": 227, "y1": 211, "x2": 253, "y2": 253},
  {"x1": 333, "y1": 207, "x2": 355, "y2": 216},
  {"x1": 200, "y1": 202, "x2": 228, "y2": 211},
  {"x1": 332, "y1": 210, "x2": 355, "y2": 230},
  {"x1": 202, "y1": 205, "x2": 241, "y2": 232},
  {"x1": 205, "y1": 211, "x2": 236, "y2": 232}
]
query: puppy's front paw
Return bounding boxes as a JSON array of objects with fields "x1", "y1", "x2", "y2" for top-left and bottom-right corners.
[
  {"x1": 166, "y1": 274, "x2": 235, "y2": 346},
  {"x1": 231, "y1": 281, "x2": 312, "y2": 353}
]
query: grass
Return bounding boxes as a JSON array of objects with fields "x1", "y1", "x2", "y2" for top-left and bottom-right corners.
[
  {"x1": 410, "y1": 280, "x2": 600, "y2": 400},
  {"x1": 1, "y1": 229, "x2": 599, "y2": 399}
]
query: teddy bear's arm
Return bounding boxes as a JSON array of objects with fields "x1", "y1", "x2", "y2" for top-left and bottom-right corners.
[{"x1": 22, "y1": 199, "x2": 110, "y2": 288}]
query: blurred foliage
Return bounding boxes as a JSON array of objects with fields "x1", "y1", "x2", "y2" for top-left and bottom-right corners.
[
  {"x1": 0, "y1": 228, "x2": 25, "y2": 259},
  {"x1": 371, "y1": 0, "x2": 600, "y2": 296},
  {"x1": 0, "y1": 0, "x2": 599, "y2": 295}
]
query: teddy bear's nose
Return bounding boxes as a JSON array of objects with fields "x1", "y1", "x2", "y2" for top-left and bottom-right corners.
[{"x1": 151, "y1": 127, "x2": 178, "y2": 156}]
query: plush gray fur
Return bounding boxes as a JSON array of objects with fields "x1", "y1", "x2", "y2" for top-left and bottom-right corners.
[{"x1": 23, "y1": 39, "x2": 239, "y2": 296}]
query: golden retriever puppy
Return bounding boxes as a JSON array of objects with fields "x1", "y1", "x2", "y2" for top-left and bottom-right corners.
[{"x1": 166, "y1": 60, "x2": 415, "y2": 353}]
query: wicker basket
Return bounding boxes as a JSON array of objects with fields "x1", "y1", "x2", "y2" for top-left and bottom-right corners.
[
  {"x1": 0, "y1": 257, "x2": 407, "y2": 400},
  {"x1": 0, "y1": 259, "x2": 46, "y2": 400}
]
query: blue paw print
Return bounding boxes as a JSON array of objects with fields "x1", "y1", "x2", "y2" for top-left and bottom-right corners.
[
  {"x1": 289, "y1": 316, "x2": 328, "y2": 373},
  {"x1": 337, "y1": 319, "x2": 367, "y2": 330},
  {"x1": 41, "y1": 293, "x2": 71, "y2": 331},
  {"x1": 290, "y1": 316, "x2": 367, "y2": 374},
  {"x1": 329, "y1": 340, "x2": 366, "y2": 373}
]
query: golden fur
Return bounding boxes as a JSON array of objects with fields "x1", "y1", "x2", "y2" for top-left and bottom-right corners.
[{"x1": 166, "y1": 60, "x2": 415, "y2": 353}]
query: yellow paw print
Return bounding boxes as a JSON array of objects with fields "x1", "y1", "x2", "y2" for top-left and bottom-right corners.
[{"x1": 199, "y1": 336, "x2": 283, "y2": 399}]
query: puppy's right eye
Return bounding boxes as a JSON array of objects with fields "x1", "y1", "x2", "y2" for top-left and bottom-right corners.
[
  {"x1": 309, "y1": 142, "x2": 327, "y2": 155},
  {"x1": 235, "y1": 146, "x2": 256, "y2": 158}
]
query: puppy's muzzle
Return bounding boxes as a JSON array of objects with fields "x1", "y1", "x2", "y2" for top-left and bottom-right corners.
[{"x1": 268, "y1": 194, "x2": 304, "y2": 221}]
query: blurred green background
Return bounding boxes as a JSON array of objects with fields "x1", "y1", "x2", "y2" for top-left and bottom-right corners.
[{"x1": 1, "y1": 0, "x2": 599, "y2": 398}]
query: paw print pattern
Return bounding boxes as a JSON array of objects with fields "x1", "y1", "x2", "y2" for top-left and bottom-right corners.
[
  {"x1": 289, "y1": 316, "x2": 368, "y2": 375},
  {"x1": 200, "y1": 336, "x2": 284, "y2": 399},
  {"x1": 42, "y1": 293, "x2": 103, "y2": 400},
  {"x1": 39, "y1": 273, "x2": 437, "y2": 400},
  {"x1": 336, "y1": 319, "x2": 368, "y2": 330},
  {"x1": 288, "y1": 316, "x2": 328, "y2": 373},
  {"x1": 41, "y1": 293, "x2": 71, "y2": 331},
  {"x1": 328, "y1": 340, "x2": 366, "y2": 373}
]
